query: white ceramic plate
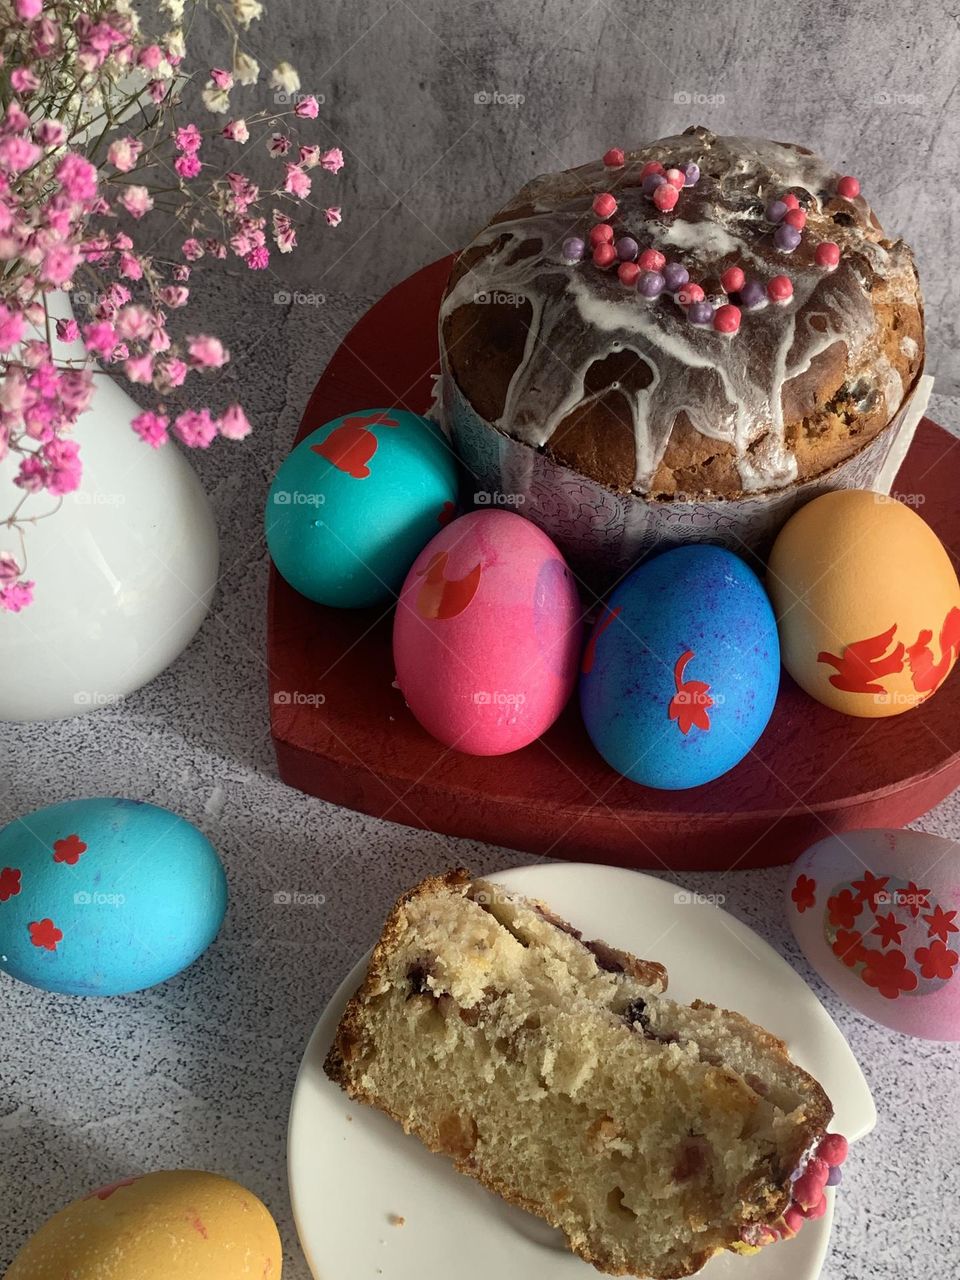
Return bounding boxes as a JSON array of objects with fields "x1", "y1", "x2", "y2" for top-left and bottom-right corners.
[{"x1": 288, "y1": 863, "x2": 876, "y2": 1280}]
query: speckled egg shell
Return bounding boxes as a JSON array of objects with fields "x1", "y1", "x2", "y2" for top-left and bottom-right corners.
[
  {"x1": 5, "y1": 1170, "x2": 281, "y2": 1280},
  {"x1": 0, "y1": 798, "x2": 227, "y2": 996},
  {"x1": 265, "y1": 408, "x2": 459, "y2": 608},
  {"x1": 392, "y1": 510, "x2": 582, "y2": 755},
  {"x1": 788, "y1": 829, "x2": 960, "y2": 1040},
  {"x1": 767, "y1": 490, "x2": 960, "y2": 717},
  {"x1": 579, "y1": 545, "x2": 780, "y2": 789}
]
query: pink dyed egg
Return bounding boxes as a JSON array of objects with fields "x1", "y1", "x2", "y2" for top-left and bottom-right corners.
[
  {"x1": 393, "y1": 510, "x2": 582, "y2": 755},
  {"x1": 787, "y1": 829, "x2": 960, "y2": 1040}
]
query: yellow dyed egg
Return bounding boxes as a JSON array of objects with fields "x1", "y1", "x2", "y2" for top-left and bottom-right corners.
[
  {"x1": 6, "y1": 1170, "x2": 281, "y2": 1280},
  {"x1": 767, "y1": 490, "x2": 960, "y2": 717}
]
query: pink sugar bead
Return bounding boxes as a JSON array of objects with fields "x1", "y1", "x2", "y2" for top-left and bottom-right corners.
[
  {"x1": 767, "y1": 274, "x2": 793, "y2": 303},
  {"x1": 784, "y1": 207, "x2": 807, "y2": 229},
  {"x1": 793, "y1": 1173, "x2": 824, "y2": 1210},
  {"x1": 720, "y1": 266, "x2": 745, "y2": 293},
  {"x1": 782, "y1": 192, "x2": 800, "y2": 210},
  {"x1": 818, "y1": 1133, "x2": 849, "y2": 1166},
  {"x1": 807, "y1": 1157, "x2": 830, "y2": 1185},
  {"x1": 801, "y1": 1196, "x2": 829, "y2": 1221},
  {"x1": 637, "y1": 247, "x2": 666, "y2": 271},
  {"x1": 677, "y1": 282, "x2": 705, "y2": 307},
  {"x1": 593, "y1": 192, "x2": 618, "y2": 218},
  {"x1": 665, "y1": 167, "x2": 685, "y2": 189},
  {"x1": 782, "y1": 1205, "x2": 805, "y2": 1236},
  {"x1": 592, "y1": 242, "x2": 617, "y2": 268},
  {"x1": 639, "y1": 160, "x2": 664, "y2": 179},
  {"x1": 589, "y1": 223, "x2": 614, "y2": 246},
  {"x1": 618, "y1": 261, "x2": 640, "y2": 286},
  {"x1": 816, "y1": 241, "x2": 841, "y2": 269},
  {"x1": 652, "y1": 182, "x2": 679, "y2": 212},
  {"x1": 837, "y1": 175, "x2": 861, "y2": 199},
  {"x1": 713, "y1": 303, "x2": 741, "y2": 334},
  {"x1": 603, "y1": 147, "x2": 625, "y2": 168}
]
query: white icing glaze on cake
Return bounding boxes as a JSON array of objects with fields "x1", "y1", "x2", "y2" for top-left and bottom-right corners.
[{"x1": 440, "y1": 128, "x2": 922, "y2": 497}]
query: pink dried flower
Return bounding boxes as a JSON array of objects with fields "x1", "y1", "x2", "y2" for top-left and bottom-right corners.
[
  {"x1": 246, "y1": 246, "x2": 269, "y2": 269},
  {"x1": 175, "y1": 124, "x2": 203, "y2": 154},
  {"x1": 82, "y1": 320, "x2": 118, "y2": 358},
  {"x1": 210, "y1": 68, "x2": 234, "y2": 90},
  {"x1": 0, "y1": 580, "x2": 35, "y2": 613},
  {"x1": 40, "y1": 244, "x2": 81, "y2": 287},
  {"x1": 222, "y1": 119, "x2": 250, "y2": 143},
  {"x1": 173, "y1": 407, "x2": 217, "y2": 447},
  {"x1": 324, "y1": 206, "x2": 342, "y2": 227},
  {"x1": 0, "y1": 304, "x2": 25, "y2": 353},
  {"x1": 158, "y1": 358, "x2": 188, "y2": 390},
  {"x1": 43, "y1": 438, "x2": 82, "y2": 495},
  {"x1": 119, "y1": 252, "x2": 143, "y2": 280},
  {"x1": 269, "y1": 133, "x2": 291, "y2": 157},
  {"x1": 160, "y1": 285, "x2": 189, "y2": 308},
  {"x1": 56, "y1": 153, "x2": 98, "y2": 202},
  {"x1": 15, "y1": 454, "x2": 48, "y2": 492},
  {"x1": 115, "y1": 305, "x2": 152, "y2": 341},
  {"x1": 175, "y1": 153, "x2": 202, "y2": 180},
  {"x1": 298, "y1": 145, "x2": 320, "y2": 169},
  {"x1": 55, "y1": 318, "x2": 80, "y2": 343},
  {"x1": 320, "y1": 147, "x2": 345, "y2": 173},
  {"x1": 187, "y1": 335, "x2": 228, "y2": 368},
  {"x1": 284, "y1": 164, "x2": 311, "y2": 198},
  {"x1": 0, "y1": 552, "x2": 22, "y2": 584},
  {"x1": 0, "y1": 136, "x2": 42, "y2": 174},
  {"x1": 181, "y1": 238, "x2": 204, "y2": 261},
  {"x1": 11, "y1": 69, "x2": 40, "y2": 95},
  {"x1": 108, "y1": 137, "x2": 143, "y2": 172},
  {"x1": 219, "y1": 403, "x2": 252, "y2": 439},
  {"x1": 34, "y1": 120, "x2": 66, "y2": 148},
  {"x1": 117, "y1": 186, "x2": 153, "y2": 218},
  {"x1": 14, "y1": 0, "x2": 42, "y2": 20},
  {"x1": 137, "y1": 44, "x2": 164, "y2": 70},
  {"x1": 124, "y1": 353, "x2": 154, "y2": 384},
  {"x1": 294, "y1": 96, "x2": 319, "y2": 119},
  {"x1": 131, "y1": 409, "x2": 169, "y2": 448}
]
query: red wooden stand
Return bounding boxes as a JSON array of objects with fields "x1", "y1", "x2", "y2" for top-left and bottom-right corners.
[{"x1": 267, "y1": 256, "x2": 960, "y2": 871}]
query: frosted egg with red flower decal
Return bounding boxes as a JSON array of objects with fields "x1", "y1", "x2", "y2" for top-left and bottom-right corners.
[
  {"x1": 0, "y1": 798, "x2": 227, "y2": 996},
  {"x1": 788, "y1": 828, "x2": 960, "y2": 1039},
  {"x1": 393, "y1": 510, "x2": 582, "y2": 754}
]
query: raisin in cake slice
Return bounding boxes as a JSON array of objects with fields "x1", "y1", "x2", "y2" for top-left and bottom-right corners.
[{"x1": 325, "y1": 871, "x2": 838, "y2": 1279}]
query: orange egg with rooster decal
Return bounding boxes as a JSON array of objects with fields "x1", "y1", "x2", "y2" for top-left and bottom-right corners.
[{"x1": 767, "y1": 490, "x2": 960, "y2": 717}]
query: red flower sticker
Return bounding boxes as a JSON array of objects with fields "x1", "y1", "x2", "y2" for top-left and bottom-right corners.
[
  {"x1": 668, "y1": 650, "x2": 714, "y2": 735},
  {"x1": 860, "y1": 948, "x2": 918, "y2": 1000},
  {"x1": 832, "y1": 929, "x2": 866, "y2": 968},
  {"x1": 28, "y1": 918, "x2": 63, "y2": 952},
  {"x1": 915, "y1": 939, "x2": 959, "y2": 981},
  {"x1": 791, "y1": 874, "x2": 816, "y2": 913},
  {"x1": 871, "y1": 912, "x2": 907, "y2": 949},
  {"x1": 52, "y1": 833, "x2": 87, "y2": 865},
  {"x1": 0, "y1": 867, "x2": 21, "y2": 901},
  {"x1": 851, "y1": 870, "x2": 890, "y2": 912},
  {"x1": 437, "y1": 501, "x2": 456, "y2": 526},
  {"x1": 827, "y1": 888, "x2": 860, "y2": 930},
  {"x1": 900, "y1": 881, "x2": 931, "y2": 919},
  {"x1": 923, "y1": 905, "x2": 958, "y2": 944},
  {"x1": 85, "y1": 1177, "x2": 138, "y2": 1202}
]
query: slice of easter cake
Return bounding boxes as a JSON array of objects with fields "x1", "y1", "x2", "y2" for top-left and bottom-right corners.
[{"x1": 324, "y1": 871, "x2": 846, "y2": 1278}]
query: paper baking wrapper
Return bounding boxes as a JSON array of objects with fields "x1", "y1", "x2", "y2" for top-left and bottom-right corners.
[{"x1": 443, "y1": 369, "x2": 933, "y2": 587}]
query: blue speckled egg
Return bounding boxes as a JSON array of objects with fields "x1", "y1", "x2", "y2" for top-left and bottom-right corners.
[
  {"x1": 579, "y1": 546, "x2": 780, "y2": 789},
  {"x1": 0, "y1": 798, "x2": 227, "y2": 996},
  {"x1": 265, "y1": 408, "x2": 460, "y2": 608}
]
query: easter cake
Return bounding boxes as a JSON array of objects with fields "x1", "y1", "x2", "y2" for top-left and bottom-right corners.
[
  {"x1": 439, "y1": 127, "x2": 924, "y2": 572},
  {"x1": 325, "y1": 871, "x2": 848, "y2": 1278}
]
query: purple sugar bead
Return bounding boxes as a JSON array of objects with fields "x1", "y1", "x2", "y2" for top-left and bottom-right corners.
[
  {"x1": 766, "y1": 198, "x2": 788, "y2": 223},
  {"x1": 637, "y1": 270, "x2": 665, "y2": 298},
  {"x1": 739, "y1": 279, "x2": 767, "y2": 309},
  {"x1": 688, "y1": 300, "x2": 714, "y2": 325},
  {"x1": 774, "y1": 223, "x2": 802, "y2": 252},
  {"x1": 662, "y1": 261, "x2": 689, "y2": 291},
  {"x1": 615, "y1": 236, "x2": 639, "y2": 262},
  {"x1": 642, "y1": 172, "x2": 667, "y2": 196},
  {"x1": 682, "y1": 162, "x2": 700, "y2": 187},
  {"x1": 561, "y1": 236, "x2": 585, "y2": 263},
  {"x1": 826, "y1": 1166, "x2": 843, "y2": 1187}
]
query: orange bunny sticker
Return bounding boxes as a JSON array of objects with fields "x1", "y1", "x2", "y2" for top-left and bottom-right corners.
[
  {"x1": 415, "y1": 551, "x2": 482, "y2": 620},
  {"x1": 310, "y1": 412, "x2": 399, "y2": 479}
]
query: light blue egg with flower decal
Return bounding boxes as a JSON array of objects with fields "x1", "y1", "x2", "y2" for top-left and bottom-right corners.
[
  {"x1": 265, "y1": 408, "x2": 460, "y2": 608},
  {"x1": 0, "y1": 798, "x2": 227, "y2": 996}
]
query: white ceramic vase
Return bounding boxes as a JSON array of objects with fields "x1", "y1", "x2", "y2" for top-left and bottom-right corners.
[{"x1": 0, "y1": 295, "x2": 219, "y2": 721}]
